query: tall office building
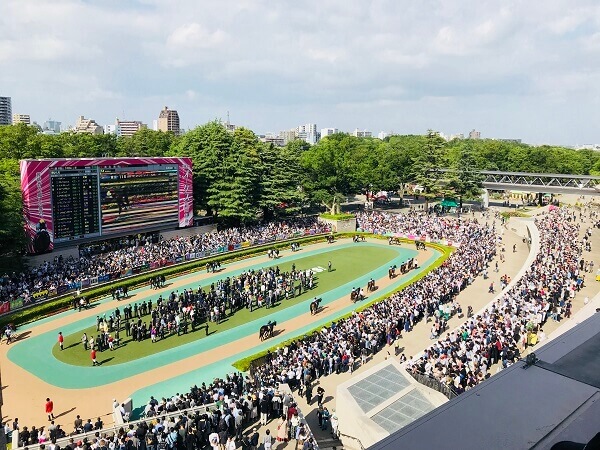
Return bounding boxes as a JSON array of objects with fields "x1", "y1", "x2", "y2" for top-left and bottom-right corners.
[
  {"x1": 352, "y1": 128, "x2": 372, "y2": 138},
  {"x1": 469, "y1": 129, "x2": 481, "y2": 139},
  {"x1": 320, "y1": 127, "x2": 339, "y2": 139},
  {"x1": 0, "y1": 97, "x2": 12, "y2": 125},
  {"x1": 296, "y1": 123, "x2": 318, "y2": 144},
  {"x1": 12, "y1": 114, "x2": 31, "y2": 125},
  {"x1": 157, "y1": 106, "x2": 180, "y2": 134}
]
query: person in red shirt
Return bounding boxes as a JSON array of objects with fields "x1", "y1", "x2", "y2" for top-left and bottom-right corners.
[
  {"x1": 91, "y1": 349, "x2": 98, "y2": 366},
  {"x1": 45, "y1": 398, "x2": 54, "y2": 421},
  {"x1": 58, "y1": 332, "x2": 64, "y2": 351}
]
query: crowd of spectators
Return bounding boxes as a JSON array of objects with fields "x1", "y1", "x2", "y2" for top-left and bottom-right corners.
[
  {"x1": 87, "y1": 261, "x2": 319, "y2": 349},
  {"x1": 10, "y1": 208, "x2": 595, "y2": 450},
  {"x1": 406, "y1": 208, "x2": 586, "y2": 394},
  {"x1": 15, "y1": 372, "x2": 317, "y2": 450},
  {"x1": 250, "y1": 211, "x2": 498, "y2": 391},
  {"x1": 0, "y1": 217, "x2": 330, "y2": 305}
]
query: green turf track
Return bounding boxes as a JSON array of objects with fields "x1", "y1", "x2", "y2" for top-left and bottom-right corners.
[{"x1": 51, "y1": 245, "x2": 398, "y2": 366}]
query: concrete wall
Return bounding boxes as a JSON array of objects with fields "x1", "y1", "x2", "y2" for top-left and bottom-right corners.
[{"x1": 318, "y1": 216, "x2": 357, "y2": 233}]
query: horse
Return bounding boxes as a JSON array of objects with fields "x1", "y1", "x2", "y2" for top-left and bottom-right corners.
[
  {"x1": 388, "y1": 237, "x2": 401, "y2": 245},
  {"x1": 259, "y1": 321, "x2": 277, "y2": 341},
  {"x1": 310, "y1": 298, "x2": 322, "y2": 315},
  {"x1": 350, "y1": 288, "x2": 363, "y2": 303},
  {"x1": 367, "y1": 279, "x2": 376, "y2": 292}
]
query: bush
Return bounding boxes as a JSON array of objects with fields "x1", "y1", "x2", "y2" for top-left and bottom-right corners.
[
  {"x1": 319, "y1": 213, "x2": 356, "y2": 220},
  {"x1": 500, "y1": 211, "x2": 530, "y2": 219}
]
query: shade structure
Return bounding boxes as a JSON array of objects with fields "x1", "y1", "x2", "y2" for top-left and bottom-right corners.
[{"x1": 440, "y1": 199, "x2": 458, "y2": 207}]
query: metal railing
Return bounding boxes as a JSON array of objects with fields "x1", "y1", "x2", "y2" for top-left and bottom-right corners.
[
  {"x1": 13, "y1": 402, "x2": 218, "y2": 450},
  {"x1": 339, "y1": 432, "x2": 366, "y2": 450},
  {"x1": 408, "y1": 370, "x2": 459, "y2": 400}
]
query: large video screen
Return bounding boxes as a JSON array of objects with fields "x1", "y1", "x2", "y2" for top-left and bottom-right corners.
[
  {"x1": 51, "y1": 167, "x2": 101, "y2": 242},
  {"x1": 100, "y1": 165, "x2": 179, "y2": 235},
  {"x1": 21, "y1": 158, "x2": 193, "y2": 254}
]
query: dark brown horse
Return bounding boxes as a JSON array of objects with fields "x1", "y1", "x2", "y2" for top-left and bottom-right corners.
[{"x1": 310, "y1": 298, "x2": 322, "y2": 315}]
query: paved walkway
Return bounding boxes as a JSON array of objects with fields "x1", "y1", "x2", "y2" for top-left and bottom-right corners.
[{"x1": 286, "y1": 207, "x2": 600, "y2": 448}]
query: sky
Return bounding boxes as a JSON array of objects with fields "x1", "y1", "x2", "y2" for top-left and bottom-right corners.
[{"x1": 1, "y1": 0, "x2": 600, "y2": 146}]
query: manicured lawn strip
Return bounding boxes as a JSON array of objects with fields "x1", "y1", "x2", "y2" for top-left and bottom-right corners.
[
  {"x1": 319, "y1": 213, "x2": 356, "y2": 220},
  {"x1": 51, "y1": 246, "x2": 399, "y2": 366},
  {"x1": 232, "y1": 240, "x2": 453, "y2": 371}
]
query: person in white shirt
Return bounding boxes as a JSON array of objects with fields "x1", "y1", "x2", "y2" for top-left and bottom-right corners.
[
  {"x1": 538, "y1": 328, "x2": 546, "y2": 343},
  {"x1": 225, "y1": 437, "x2": 236, "y2": 450}
]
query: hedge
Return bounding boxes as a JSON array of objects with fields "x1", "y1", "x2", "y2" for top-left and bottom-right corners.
[
  {"x1": 232, "y1": 238, "x2": 454, "y2": 372},
  {"x1": 319, "y1": 213, "x2": 356, "y2": 220},
  {"x1": 0, "y1": 233, "x2": 332, "y2": 328}
]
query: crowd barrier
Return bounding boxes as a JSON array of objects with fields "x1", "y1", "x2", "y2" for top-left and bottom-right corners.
[
  {"x1": 408, "y1": 370, "x2": 459, "y2": 400},
  {"x1": 0, "y1": 230, "x2": 324, "y2": 317}
]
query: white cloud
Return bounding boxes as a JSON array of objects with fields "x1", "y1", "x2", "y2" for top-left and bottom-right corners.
[
  {"x1": 166, "y1": 23, "x2": 228, "y2": 49},
  {"x1": 1, "y1": 0, "x2": 600, "y2": 144}
]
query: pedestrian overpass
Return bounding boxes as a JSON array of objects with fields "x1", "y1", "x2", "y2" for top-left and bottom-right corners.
[{"x1": 439, "y1": 170, "x2": 600, "y2": 196}]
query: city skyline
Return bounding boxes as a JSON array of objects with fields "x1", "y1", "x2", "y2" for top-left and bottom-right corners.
[{"x1": 1, "y1": 0, "x2": 600, "y2": 146}]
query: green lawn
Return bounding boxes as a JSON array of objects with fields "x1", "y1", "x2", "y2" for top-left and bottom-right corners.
[{"x1": 52, "y1": 245, "x2": 400, "y2": 366}]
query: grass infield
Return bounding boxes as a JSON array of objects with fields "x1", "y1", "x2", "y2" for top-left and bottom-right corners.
[{"x1": 52, "y1": 245, "x2": 400, "y2": 366}]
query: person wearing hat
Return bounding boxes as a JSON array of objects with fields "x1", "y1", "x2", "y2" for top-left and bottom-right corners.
[{"x1": 45, "y1": 398, "x2": 55, "y2": 421}]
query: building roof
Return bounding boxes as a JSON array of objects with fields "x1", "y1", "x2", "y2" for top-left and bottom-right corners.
[
  {"x1": 336, "y1": 360, "x2": 447, "y2": 448},
  {"x1": 368, "y1": 311, "x2": 600, "y2": 450}
]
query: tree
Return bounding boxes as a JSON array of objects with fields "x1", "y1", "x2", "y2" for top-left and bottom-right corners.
[
  {"x1": 447, "y1": 140, "x2": 484, "y2": 213},
  {"x1": 410, "y1": 130, "x2": 446, "y2": 210},
  {"x1": 116, "y1": 128, "x2": 178, "y2": 157},
  {"x1": 207, "y1": 127, "x2": 263, "y2": 224},
  {"x1": 168, "y1": 121, "x2": 233, "y2": 216},
  {"x1": 0, "y1": 159, "x2": 25, "y2": 270},
  {"x1": 300, "y1": 133, "x2": 363, "y2": 214},
  {"x1": 0, "y1": 124, "x2": 42, "y2": 160},
  {"x1": 258, "y1": 143, "x2": 304, "y2": 220}
]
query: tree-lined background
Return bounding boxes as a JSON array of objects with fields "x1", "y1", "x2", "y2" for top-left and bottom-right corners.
[{"x1": 1, "y1": 122, "x2": 599, "y2": 264}]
